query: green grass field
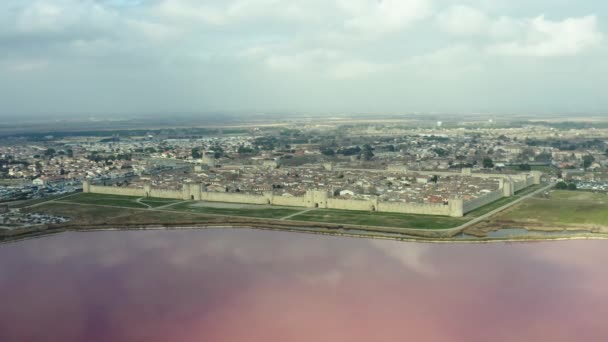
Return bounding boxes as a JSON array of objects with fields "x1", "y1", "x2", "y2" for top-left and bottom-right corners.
[
  {"x1": 60, "y1": 193, "x2": 151, "y2": 209},
  {"x1": 170, "y1": 202, "x2": 303, "y2": 219},
  {"x1": 287, "y1": 209, "x2": 466, "y2": 229},
  {"x1": 465, "y1": 184, "x2": 546, "y2": 217},
  {"x1": 140, "y1": 198, "x2": 182, "y2": 208},
  {"x1": 8, "y1": 193, "x2": 78, "y2": 209},
  {"x1": 542, "y1": 190, "x2": 608, "y2": 202},
  {"x1": 500, "y1": 190, "x2": 608, "y2": 226}
]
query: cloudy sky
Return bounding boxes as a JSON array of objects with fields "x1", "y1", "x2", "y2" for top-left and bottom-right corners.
[{"x1": 1, "y1": 0, "x2": 607, "y2": 117}]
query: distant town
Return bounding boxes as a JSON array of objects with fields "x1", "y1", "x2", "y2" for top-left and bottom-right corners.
[{"x1": 2, "y1": 116, "x2": 608, "y2": 240}]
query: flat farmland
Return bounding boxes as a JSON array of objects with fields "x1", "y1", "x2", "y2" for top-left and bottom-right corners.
[{"x1": 497, "y1": 190, "x2": 608, "y2": 227}]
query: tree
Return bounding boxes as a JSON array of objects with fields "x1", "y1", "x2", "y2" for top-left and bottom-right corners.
[
  {"x1": 66, "y1": 149, "x2": 74, "y2": 158},
  {"x1": 238, "y1": 146, "x2": 254, "y2": 154},
  {"x1": 337, "y1": 146, "x2": 361, "y2": 156},
  {"x1": 430, "y1": 175, "x2": 439, "y2": 183},
  {"x1": 567, "y1": 183, "x2": 578, "y2": 191},
  {"x1": 213, "y1": 146, "x2": 224, "y2": 159},
  {"x1": 583, "y1": 155, "x2": 595, "y2": 170},
  {"x1": 518, "y1": 164, "x2": 532, "y2": 171},
  {"x1": 320, "y1": 147, "x2": 335, "y2": 156},
  {"x1": 555, "y1": 181, "x2": 568, "y2": 190},
  {"x1": 534, "y1": 152, "x2": 552, "y2": 162},
  {"x1": 433, "y1": 148, "x2": 447, "y2": 157},
  {"x1": 44, "y1": 148, "x2": 56, "y2": 157},
  {"x1": 191, "y1": 148, "x2": 202, "y2": 159},
  {"x1": 482, "y1": 158, "x2": 494, "y2": 169}
]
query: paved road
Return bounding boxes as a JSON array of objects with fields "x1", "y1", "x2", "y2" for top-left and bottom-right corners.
[{"x1": 456, "y1": 183, "x2": 555, "y2": 230}]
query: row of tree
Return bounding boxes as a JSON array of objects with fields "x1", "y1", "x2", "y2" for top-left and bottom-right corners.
[{"x1": 555, "y1": 181, "x2": 577, "y2": 191}]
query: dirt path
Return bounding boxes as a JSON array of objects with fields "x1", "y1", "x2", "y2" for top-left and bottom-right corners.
[
  {"x1": 154, "y1": 201, "x2": 187, "y2": 210},
  {"x1": 21, "y1": 192, "x2": 82, "y2": 209},
  {"x1": 135, "y1": 197, "x2": 152, "y2": 209},
  {"x1": 280, "y1": 208, "x2": 316, "y2": 220}
]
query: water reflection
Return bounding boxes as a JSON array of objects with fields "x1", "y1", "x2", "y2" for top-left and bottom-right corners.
[{"x1": 1, "y1": 229, "x2": 608, "y2": 342}]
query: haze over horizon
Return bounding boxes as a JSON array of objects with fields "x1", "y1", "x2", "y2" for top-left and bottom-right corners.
[{"x1": 1, "y1": 0, "x2": 608, "y2": 118}]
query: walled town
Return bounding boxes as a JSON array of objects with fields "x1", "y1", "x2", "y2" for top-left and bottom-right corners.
[{"x1": 2, "y1": 119, "x2": 608, "y2": 221}]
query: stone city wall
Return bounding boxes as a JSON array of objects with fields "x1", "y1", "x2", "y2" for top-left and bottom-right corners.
[
  {"x1": 513, "y1": 180, "x2": 527, "y2": 193},
  {"x1": 377, "y1": 201, "x2": 453, "y2": 216},
  {"x1": 462, "y1": 189, "x2": 503, "y2": 213},
  {"x1": 89, "y1": 185, "x2": 145, "y2": 197},
  {"x1": 201, "y1": 192, "x2": 270, "y2": 205},
  {"x1": 84, "y1": 175, "x2": 538, "y2": 218},
  {"x1": 327, "y1": 198, "x2": 374, "y2": 211},
  {"x1": 272, "y1": 196, "x2": 308, "y2": 207},
  {"x1": 149, "y1": 189, "x2": 182, "y2": 199},
  {"x1": 86, "y1": 182, "x2": 464, "y2": 216}
]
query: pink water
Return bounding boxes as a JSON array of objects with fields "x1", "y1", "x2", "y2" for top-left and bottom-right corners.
[{"x1": 1, "y1": 229, "x2": 607, "y2": 342}]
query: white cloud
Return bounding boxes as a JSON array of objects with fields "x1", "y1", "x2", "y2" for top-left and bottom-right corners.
[
  {"x1": 125, "y1": 18, "x2": 180, "y2": 42},
  {"x1": 339, "y1": 0, "x2": 432, "y2": 35},
  {"x1": 436, "y1": 5, "x2": 490, "y2": 36},
  {"x1": 437, "y1": 6, "x2": 602, "y2": 57},
  {"x1": 2, "y1": 59, "x2": 50, "y2": 72},
  {"x1": 488, "y1": 15, "x2": 603, "y2": 57},
  {"x1": 0, "y1": 0, "x2": 607, "y2": 114},
  {"x1": 242, "y1": 47, "x2": 340, "y2": 72},
  {"x1": 13, "y1": 0, "x2": 119, "y2": 35},
  {"x1": 329, "y1": 60, "x2": 387, "y2": 80},
  {"x1": 154, "y1": 0, "x2": 324, "y2": 26},
  {"x1": 241, "y1": 46, "x2": 387, "y2": 79}
]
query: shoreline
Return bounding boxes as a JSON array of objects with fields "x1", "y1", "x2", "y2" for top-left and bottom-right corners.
[{"x1": 3, "y1": 221, "x2": 608, "y2": 245}]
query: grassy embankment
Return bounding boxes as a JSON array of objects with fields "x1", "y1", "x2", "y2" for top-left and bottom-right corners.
[
  {"x1": 286, "y1": 209, "x2": 466, "y2": 230},
  {"x1": 170, "y1": 202, "x2": 302, "y2": 219}
]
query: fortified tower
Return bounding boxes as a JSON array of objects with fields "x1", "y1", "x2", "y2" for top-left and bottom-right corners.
[
  {"x1": 530, "y1": 171, "x2": 542, "y2": 185},
  {"x1": 144, "y1": 183, "x2": 152, "y2": 198},
  {"x1": 449, "y1": 199, "x2": 464, "y2": 217},
  {"x1": 306, "y1": 190, "x2": 329, "y2": 208},
  {"x1": 182, "y1": 183, "x2": 202, "y2": 201},
  {"x1": 499, "y1": 178, "x2": 514, "y2": 197}
]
